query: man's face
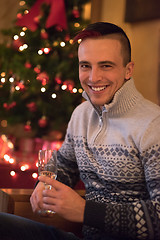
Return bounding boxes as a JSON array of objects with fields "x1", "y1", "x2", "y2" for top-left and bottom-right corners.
[{"x1": 78, "y1": 37, "x2": 134, "y2": 107}]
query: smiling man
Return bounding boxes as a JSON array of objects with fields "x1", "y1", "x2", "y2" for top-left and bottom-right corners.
[{"x1": 0, "y1": 22, "x2": 160, "y2": 240}]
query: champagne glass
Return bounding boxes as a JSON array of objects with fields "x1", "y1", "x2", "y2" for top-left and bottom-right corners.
[{"x1": 38, "y1": 149, "x2": 57, "y2": 216}]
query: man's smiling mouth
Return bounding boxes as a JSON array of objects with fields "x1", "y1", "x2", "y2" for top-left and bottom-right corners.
[{"x1": 90, "y1": 86, "x2": 107, "y2": 92}]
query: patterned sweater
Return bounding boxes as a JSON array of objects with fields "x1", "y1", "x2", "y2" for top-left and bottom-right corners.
[{"x1": 56, "y1": 78, "x2": 160, "y2": 240}]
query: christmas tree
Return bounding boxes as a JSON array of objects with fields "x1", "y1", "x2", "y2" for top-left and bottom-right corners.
[{"x1": 0, "y1": 0, "x2": 90, "y2": 140}]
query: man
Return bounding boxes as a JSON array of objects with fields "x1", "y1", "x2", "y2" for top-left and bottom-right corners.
[{"x1": 0, "y1": 22, "x2": 160, "y2": 240}]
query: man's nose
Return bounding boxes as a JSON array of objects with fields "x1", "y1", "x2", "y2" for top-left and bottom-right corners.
[{"x1": 89, "y1": 68, "x2": 102, "y2": 83}]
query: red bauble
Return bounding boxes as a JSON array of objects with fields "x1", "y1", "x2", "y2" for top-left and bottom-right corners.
[
  {"x1": 65, "y1": 34, "x2": 70, "y2": 42},
  {"x1": 72, "y1": 7, "x2": 80, "y2": 18},
  {"x1": 63, "y1": 80, "x2": 75, "y2": 91},
  {"x1": 41, "y1": 29, "x2": 48, "y2": 39},
  {"x1": 16, "y1": 82, "x2": 25, "y2": 91},
  {"x1": 36, "y1": 72, "x2": 49, "y2": 85},
  {"x1": 38, "y1": 116, "x2": 47, "y2": 128},
  {"x1": 17, "y1": 13, "x2": 22, "y2": 19},
  {"x1": 34, "y1": 65, "x2": 41, "y2": 73},
  {"x1": 24, "y1": 123, "x2": 31, "y2": 132},
  {"x1": 25, "y1": 61, "x2": 32, "y2": 68},
  {"x1": 34, "y1": 15, "x2": 41, "y2": 24},
  {"x1": 3, "y1": 101, "x2": 16, "y2": 110},
  {"x1": 26, "y1": 102, "x2": 37, "y2": 112},
  {"x1": 55, "y1": 76, "x2": 62, "y2": 84}
]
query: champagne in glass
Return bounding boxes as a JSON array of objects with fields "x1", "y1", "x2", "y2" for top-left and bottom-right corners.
[{"x1": 38, "y1": 149, "x2": 57, "y2": 215}]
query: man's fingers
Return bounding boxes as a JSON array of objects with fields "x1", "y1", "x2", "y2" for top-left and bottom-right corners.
[{"x1": 38, "y1": 176, "x2": 65, "y2": 190}]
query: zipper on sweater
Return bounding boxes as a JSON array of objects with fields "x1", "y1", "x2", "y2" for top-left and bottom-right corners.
[
  {"x1": 92, "y1": 115, "x2": 104, "y2": 144},
  {"x1": 99, "y1": 115, "x2": 103, "y2": 127}
]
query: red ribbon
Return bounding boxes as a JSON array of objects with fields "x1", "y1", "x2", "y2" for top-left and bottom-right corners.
[{"x1": 16, "y1": 0, "x2": 67, "y2": 31}]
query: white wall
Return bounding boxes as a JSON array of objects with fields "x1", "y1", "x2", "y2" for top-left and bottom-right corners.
[{"x1": 99, "y1": 0, "x2": 160, "y2": 104}]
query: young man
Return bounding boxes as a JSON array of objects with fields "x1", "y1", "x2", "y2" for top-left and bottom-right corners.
[{"x1": 0, "y1": 22, "x2": 160, "y2": 240}]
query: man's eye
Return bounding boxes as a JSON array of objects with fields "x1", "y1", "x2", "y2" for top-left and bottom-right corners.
[
  {"x1": 102, "y1": 65, "x2": 112, "y2": 69},
  {"x1": 80, "y1": 64, "x2": 90, "y2": 69}
]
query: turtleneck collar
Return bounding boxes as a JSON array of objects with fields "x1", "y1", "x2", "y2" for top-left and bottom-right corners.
[{"x1": 82, "y1": 78, "x2": 143, "y2": 117}]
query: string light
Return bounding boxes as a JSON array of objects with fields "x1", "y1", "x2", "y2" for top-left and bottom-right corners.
[
  {"x1": 23, "y1": 44, "x2": 28, "y2": 49},
  {"x1": 19, "y1": 43, "x2": 28, "y2": 51},
  {"x1": 19, "y1": 1, "x2": 26, "y2": 6},
  {"x1": 10, "y1": 171, "x2": 16, "y2": 177},
  {"x1": 9, "y1": 77, "x2": 14, "y2": 83},
  {"x1": 69, "y1": 39, "x2": 73, "y2": 44},
  {"x1": 4, "y1": 154, "x2": 10, "y2": 162},
  {"x1": 53, "y1": 41, "x2": 58, "y2": 47},
  {"x1": 43, "y1": 48, "x2": 50, "y2": 54},
  {"x1": 1, "y1": 77, "x2": 5, "y2": 83},
  {"x1": 61, "y1": 84, "x2": 67, "y2": 90},
  {"x1": 24, "y1": 10, "x2": 29, "y2": 14},
  {"x1": 74, "y1": 22, "x2": 80, "y2": 28},
  {"x1": 20, "y1": 164, "x2": 29, "y2": 171},
  {"x1": 60, "y1": 41, "x2": 65, "y2": 47},
  {"x1": 72, "y1": 88, "x2": 77, "y2": 93},
  {"x1": 22, "y1": 27, "x2": 27, "y2": 31},
  {"x1": 15, "y1": 86, "x2": 20, "y2": 91},
  {"x1": 32, "y1": 173, "x2": 38, "y2": 179},
  {"x1": 8, "y1": 142, "x2": 14, "y2": 149},
  {"x1": 20, "y1": 166, "x2": 26, "y2": 171},
  {"x1": 78, "y1": 88, "x2": 83, "y2": 93},
  {"x1": 78, "y1": 39, "x2": 82, "y2": 44},
  {"x1": 13, "y1": 35, "x2": 19, "y2": 40},
  {"x1": 41, "y1": 87, "x2": 46, "y2": 92},
  {"x1": 20, "y1": 31, "x2": 25, "y2": 37},
  {"x1": 38, "y1": 49, "x2": 43, "y2": 55},
  {"x1": 9, "y1": 158, "x2": 15, "y2": 164},
  {"x1": 1, "y1": 72, "x2": 5, "y2": 77},
  {"x1": 51, "y1": 93, "x2": 57, "y2": 99}
]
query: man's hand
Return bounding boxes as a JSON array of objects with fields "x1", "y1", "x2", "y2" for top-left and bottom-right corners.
[
  {"x1": 30, "y1": 181, "x2": 45, "y2": 213},
  {"x1": 38, "y1": 176, "x2": 86, "y2": 223}
]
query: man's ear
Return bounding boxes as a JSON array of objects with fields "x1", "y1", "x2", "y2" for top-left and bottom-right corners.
[{"x1": 125, "y1": 61, "x2": 134, "y2": 80}]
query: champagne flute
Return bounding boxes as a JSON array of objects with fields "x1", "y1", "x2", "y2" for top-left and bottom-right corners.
[{"x1": 38, "y1": 149, "x2": 57, "y2": 216}]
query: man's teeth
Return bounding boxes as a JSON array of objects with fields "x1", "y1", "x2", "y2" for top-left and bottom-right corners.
[{"x1": 91, "y1": 86, "x2": 106, "y2": 91}]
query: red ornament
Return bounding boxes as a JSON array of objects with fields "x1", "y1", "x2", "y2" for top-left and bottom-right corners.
[
  {"x1": 64, "y1": 34, "x2": 70, "y2": 42},
  {"x1": 25, "y1": 61, "x2": 32, "y2": 68},
  {"x1": 55, "y1": 76, "x2": 62, "y2": 84},
  {"x1": 3, "y1": 102, "x2": 16, "y2": 110},
  {"x1": 55, "y1": 25, "x2": 63, "y2": 32},
  {"x1": 38, "y1": 116, "x2": 47, "y2": 128},
  {"x1": 24, "y1": 122, "x2": 31, "y2": 132},
  {"x1": 72, "y1": 7, "x2": 80, "y2": 18},
  {"x1": 26, "y1": 102, "x2": 37, "y2": 112},
  {"x1": 36, "y1": 72, "x2": 49, "y2": 85},
  {"x1": 63, "y1": 80, "x2": 75, "y2": 92},
  {"x1": 34, "y1": 65, "x2": 41, "y2": 73},
  {"x1": 17, "y1": 13, "x2": 22, "y2": 19},
  {"x1": 41, "y1": 29, "x2": 48, "y2": 39},
  {"x1": 34, "y1": 15, "x2": 41, "y2": 24},
  {"x1": 16, "y1": 81, "x2": 25, "y2": 91}
]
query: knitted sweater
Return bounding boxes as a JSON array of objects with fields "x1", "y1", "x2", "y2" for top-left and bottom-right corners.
[{"x1": 57, "y1": 78, "x2": 160, "y2": 240}]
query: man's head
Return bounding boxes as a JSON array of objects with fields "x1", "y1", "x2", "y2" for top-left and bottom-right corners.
[
  {"x1": 74, "y1": 22, "x2": 131, "y2": 67},
  {"x1": 75, "y1": 22, "x2": 134, "y2": 107}
]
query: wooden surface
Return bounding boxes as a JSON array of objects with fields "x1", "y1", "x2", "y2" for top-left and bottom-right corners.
[
  {"x1": 0, "y1": 189, "x2": 14, "y2": 213},
  {"x1": 2, "y1": 188, "x2": 85, "y2": 237}
]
